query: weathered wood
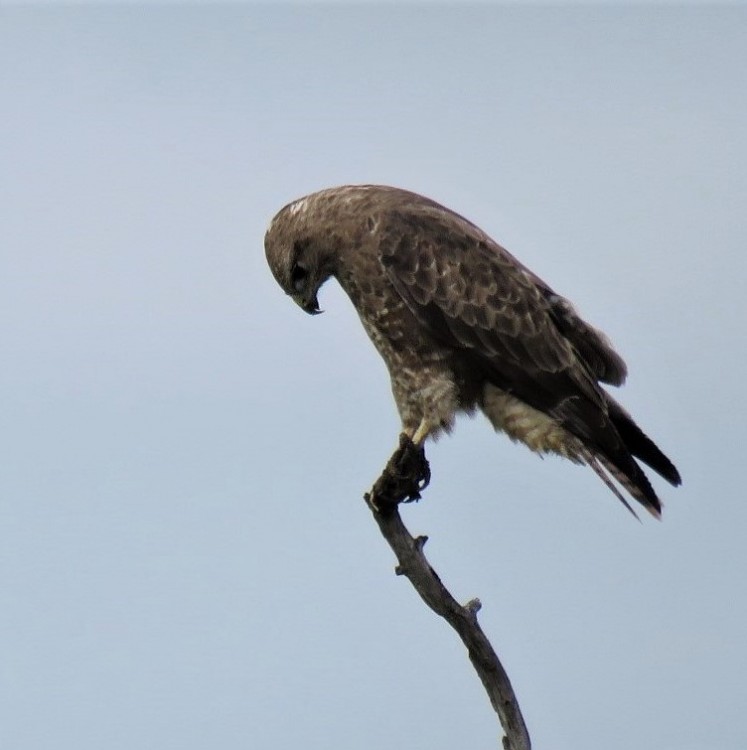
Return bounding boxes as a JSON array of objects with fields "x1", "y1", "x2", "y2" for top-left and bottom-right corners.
[{"x1": 365, "y1": 435, "x2": 531, "y2": 750}]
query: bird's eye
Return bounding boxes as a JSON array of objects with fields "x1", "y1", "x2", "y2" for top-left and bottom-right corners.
[{"x1": 290, "y1": 263, "x2": 309, "y2": 293}]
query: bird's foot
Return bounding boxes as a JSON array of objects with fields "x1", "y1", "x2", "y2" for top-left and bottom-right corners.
[{"x1": 367, "y1": 434, "x2": 431, "y2": 513}]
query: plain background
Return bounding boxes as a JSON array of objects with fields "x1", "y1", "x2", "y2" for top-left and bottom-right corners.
[{"x1": 2, "y1": 5, "x2": 746, "y2": 749}]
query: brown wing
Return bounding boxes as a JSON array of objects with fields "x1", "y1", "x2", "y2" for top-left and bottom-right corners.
[
  {"x1": 537, "y1": 288, "x2": 627, "y2": 387},
  {"x1": 373, "y1": 189, "x2": 626, "y2": 386},
  {"x1": 378, "y1": 204, "x2": 607, "y2": 416},
  {"x1": 378, "y1": 201, "x2": 672, "y2": 514}
]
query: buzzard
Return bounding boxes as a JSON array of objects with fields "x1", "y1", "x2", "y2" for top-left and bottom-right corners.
[{"x1": 264, "y1": 185, "x2": 680, "y2": 517}]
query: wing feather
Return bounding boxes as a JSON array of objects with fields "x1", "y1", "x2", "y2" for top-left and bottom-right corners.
[
  {"x1": 380, "y1": 208, "x2": 597, "y2": 401},
  {"x1": 378, "y1": 202, "x2": 669, "y2": 515}
]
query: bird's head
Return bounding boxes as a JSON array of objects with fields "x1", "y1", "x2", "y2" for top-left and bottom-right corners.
[{"x1": 264, "y1": 196, "x2": 336, "y2": 316}]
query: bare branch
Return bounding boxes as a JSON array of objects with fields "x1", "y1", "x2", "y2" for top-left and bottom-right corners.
[{"x1": 365, "y1": 435, "x2": 531, "y2": 750}]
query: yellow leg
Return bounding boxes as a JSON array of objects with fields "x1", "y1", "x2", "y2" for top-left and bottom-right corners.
[{"x1": 411, "y1": 419, "x2": 431, "y2": 447}]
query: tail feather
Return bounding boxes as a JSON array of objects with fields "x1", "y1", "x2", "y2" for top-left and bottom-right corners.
[
  {"x1": 582, "y1": 450, "x2": 642, "y2": 520},
  {"x1": 579, "y1": 396, "x2": 680, "y2": 518},
  {"x1": 556, "y1": 390, "x2": 677, "y2": 517},
  {"x1": 607, "y1": 397, "x2": 681, "y2": 486},
  {"x1": 580, "y1": 441, "x2": 663, "y2": 519},
  {"x1": 597, "y1": 453, "x2": 662, "y2": 519}
]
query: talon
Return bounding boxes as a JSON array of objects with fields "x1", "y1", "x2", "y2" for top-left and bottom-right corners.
[{"x1": 369, "y1": 434, "x2": 432, "y2": 511}]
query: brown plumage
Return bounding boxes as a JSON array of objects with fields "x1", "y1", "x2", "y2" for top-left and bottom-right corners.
[{"x1": 264, "y1": 185, "x2": 681, "y2": 517}]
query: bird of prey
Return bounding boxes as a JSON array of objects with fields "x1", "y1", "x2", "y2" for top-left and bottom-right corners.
[{"x1": 264, "y1": 185, "x2": 681, "y2": 517}]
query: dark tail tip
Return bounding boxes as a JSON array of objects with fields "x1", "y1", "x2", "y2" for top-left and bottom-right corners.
[
  {"x1": 586, "y1": 448, "x2": 662, "y2": 519},
  {"x1": 608, "y1": 400, "x2": 681, "y2": 487}
]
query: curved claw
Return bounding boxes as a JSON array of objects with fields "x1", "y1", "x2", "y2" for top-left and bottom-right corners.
[{"x1": 370, "y1": 434, "x2": 432, "y2": 511}]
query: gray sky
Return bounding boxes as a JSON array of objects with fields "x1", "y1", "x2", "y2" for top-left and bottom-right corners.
[{"x1": 2, "y1": 6, "x2": 746, "y2": 750}]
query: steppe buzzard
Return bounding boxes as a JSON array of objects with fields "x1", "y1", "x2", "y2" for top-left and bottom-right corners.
[{"x1": 264, "y1": 185, "x2": 680, "y2": 517}]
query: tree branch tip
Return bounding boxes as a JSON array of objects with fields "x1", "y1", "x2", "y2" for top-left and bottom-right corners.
[
  {"x1": 414, "y1": 534, "x2": 429, "y2": 550},
  {"x1": 394, "y1": 565, "x2": 405, "y2": 576},
  {"x1": 465, "y1": 597, "x2": 482, "y2": 615}
]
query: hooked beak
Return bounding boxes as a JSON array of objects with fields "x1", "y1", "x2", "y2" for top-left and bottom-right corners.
[{"x1": 293, "y1": 292, "x2": 323, "y2": 315}]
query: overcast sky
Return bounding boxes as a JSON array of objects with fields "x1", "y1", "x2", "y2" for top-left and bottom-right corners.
[{"x1": 2, "y1": 5, "x2": 746, "y2": 750}]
